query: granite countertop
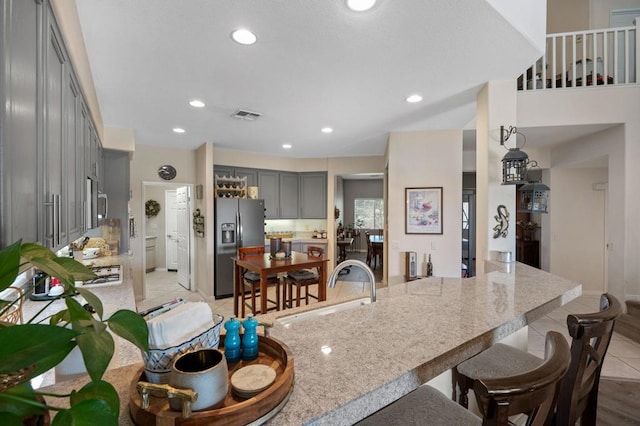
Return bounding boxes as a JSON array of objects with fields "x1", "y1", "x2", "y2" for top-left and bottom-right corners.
[
  {"x1": 266, "y1": 261, "x2": 581, "y2": 425},
  {"x1": 41, "y1": 261, "x2": 581, "y2": 425}
]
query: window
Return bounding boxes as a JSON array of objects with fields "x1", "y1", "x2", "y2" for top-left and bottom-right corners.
[{"x1": 354, "y1": 198, "x2": 384, "y2": 229}]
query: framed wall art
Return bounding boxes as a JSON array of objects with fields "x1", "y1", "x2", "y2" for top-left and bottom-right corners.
[{"x1": 405, "y1": 187, "x2": 443, "y2": 234}]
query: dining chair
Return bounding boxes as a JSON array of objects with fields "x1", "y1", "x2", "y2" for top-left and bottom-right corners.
[
  {"x1": 455, "y1": 293, "x2": 622, "y2": 426},
  {"x1": 237, "y1": 246, "x2": 281, "y2": 316},
  {"x1": 285, "y1": 246, "x2": 324, "y2": 308},
  {"x1": 0, "y1": 286, "x2": 24, "y2": 324},
  {"x1": 357, "y1": 331, "x2": 571, "y2": 426}
]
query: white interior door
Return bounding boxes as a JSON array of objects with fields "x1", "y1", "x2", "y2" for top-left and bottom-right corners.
[
  {"x1": 176, "y1": 186, "x2": 191, "y2": 289},
  {"x1": 165, "y1": 190, "x2": 178, "y2": 271}
]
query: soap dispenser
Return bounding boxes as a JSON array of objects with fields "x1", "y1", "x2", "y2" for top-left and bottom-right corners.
[
  {"x1": 223, "y1": 316, "x2": 242, "y2": 363},
  {"x1": 241, "y1": 315, "x2": 259, "y2": 361}
]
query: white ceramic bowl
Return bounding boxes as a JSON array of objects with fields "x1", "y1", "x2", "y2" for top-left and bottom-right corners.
[{"x1": 82, "y1": 247, "x2": 100, "y2": 259}]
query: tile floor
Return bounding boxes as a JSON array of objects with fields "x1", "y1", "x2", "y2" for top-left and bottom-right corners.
[{"x1": 140, "y1": 271, "x2": 640, "y2": 379}]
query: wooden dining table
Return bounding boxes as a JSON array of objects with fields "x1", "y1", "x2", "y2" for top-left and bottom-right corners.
[{"x1": 233, "y1": 251, "x2": 330, "y2": 316}]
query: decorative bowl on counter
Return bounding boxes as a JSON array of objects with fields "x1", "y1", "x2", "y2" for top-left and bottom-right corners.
[
  {"x1": 142, "y1": 314, "x2": 224, "y2": 384},
  {"x1": 82, "y1": 247, "x2": 100, "y2": 259}
]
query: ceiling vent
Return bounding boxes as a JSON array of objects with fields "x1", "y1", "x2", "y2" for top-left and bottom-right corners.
[{"x1": 231, "y1": 109, "x2": 262, "y2": 121}]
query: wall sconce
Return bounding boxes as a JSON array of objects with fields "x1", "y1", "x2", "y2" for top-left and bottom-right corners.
[
  {"x1": 518, "y1": 165, "x2": 550, "y2": 214},
  {"x1": 192, "y1": 209, "x2": 205, "y2": 237},
  {"x1": 500, "y1": 125, "x2": 529, "y2": 185}
]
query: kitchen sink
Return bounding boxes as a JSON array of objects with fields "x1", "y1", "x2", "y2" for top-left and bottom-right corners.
[{"x1": 276, "y1": 298, "x2": 372, "y2": 325}]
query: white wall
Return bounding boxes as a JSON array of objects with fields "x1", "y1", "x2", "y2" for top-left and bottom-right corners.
[
  {"x1": 386, "y1": 130, "x2": 463, "y2": 283},
  {"x1": 549, "y1": 167, "x2": 608, "y2": 294},
  {"x1": 518, "y1": 86, "x2": 640, "y2": 301},
  {"x1": 130, "y1": 144, "x2": 198, "y2": 298}
]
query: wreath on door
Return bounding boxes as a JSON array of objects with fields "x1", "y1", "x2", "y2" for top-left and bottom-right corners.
[{"x1": 145, "y1": 199, "x2": 161, "y2": 218}]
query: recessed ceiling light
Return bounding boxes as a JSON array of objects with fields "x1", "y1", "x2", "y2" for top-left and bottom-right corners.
[
  {"x1": 346, "y1": 0, "x2": 376, "y2": 11},
  {"x1": 282, "y1": 144, "x2": 292, "y2": 149},
  {"x1": 406, "y1": 94, "x2": 423, "y2": 103},
  {"x1": 189, "y1": 99, "x2": 205, "y2": 108},
  {"x1": 231, "y1": 29, "x2": 257, "y2": 45},
  {"x1": 321, "y1": 127, "x2": 333, "y2": 134},
  {"x1": 173, "y1": 127, "x2": 186, "y2": 134}
]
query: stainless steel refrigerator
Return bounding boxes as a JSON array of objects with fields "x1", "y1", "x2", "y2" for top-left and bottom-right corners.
[{"x1": 214, "y1": 198, "x2": 265, "y2": 298}]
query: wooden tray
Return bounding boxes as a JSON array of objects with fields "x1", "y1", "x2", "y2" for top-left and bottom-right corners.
[{"x1": 129, "y1": 335, "x2": 294, "y2": 425}]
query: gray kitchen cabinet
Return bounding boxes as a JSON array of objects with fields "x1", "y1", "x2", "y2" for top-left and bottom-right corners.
[
  {"x1": 1, "y1": 0, "x2": 104, "y2": 249},
  {"x1": 65, "y1": 71, "x2": 84, "y2": 241},
  {"x1": 0, "y1": 0, "x2": 41, "y2": 248},
  {"x1": 234, "y1": 168, "x2": 258, "y2": 187},
  {"x1": 43, "y1": 7, "x2": 68, "y2": 250},
  {"x1": 279, "y1": 172, "x2": 299, "y2": 219},
  {"x1": 258, "y1": 170, "x2": 279, "y2": 219},
  {"x1": 299, "y1": 172, "x2": 327, "y2": 219}
]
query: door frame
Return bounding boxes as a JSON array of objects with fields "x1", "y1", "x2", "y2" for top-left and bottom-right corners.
[
  {"x1": 165, "y1": 189, "x2": 178, "y2": 271},
  {"x1": 142, "y1": 181, "x2": 195, "y2": 295}
]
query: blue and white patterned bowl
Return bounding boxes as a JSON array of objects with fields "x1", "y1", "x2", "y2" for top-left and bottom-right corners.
[{"x1": 142, "y1": 313, "x2": 224, "y2": 384}]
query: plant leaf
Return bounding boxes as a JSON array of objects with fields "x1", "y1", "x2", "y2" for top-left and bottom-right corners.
[
  {"x1": 0, "y1": 240, "x2": 21, "y2": 292},
  {"x1": 0, "y1": 324, "x2": 77, "y2": 375},
  {"x1": 71, "y1": 380, "x2": 119, "y2": 415},
  {"x1": 107, "y1": 310, "x2": 150, "y2": 352},
  {"x1": 51, "y1": 399, "x2": 117, "y2": 426},
  {"x1": 76, "y1": 288, "x2": 104, "y2": 319},
  {"x1": 76, "y1": 325, "x2": 114, "y2": 382},
  {"x1": 0, "y1": 381, "x2": 43, "y2": 418},
  {"x1": 0, "y1": 412, "x2": 23, "y2": 426}
]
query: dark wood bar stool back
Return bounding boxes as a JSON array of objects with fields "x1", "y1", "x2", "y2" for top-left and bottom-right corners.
[
  {"x1": 238, "y1": 246, "x2": 281, "y2": 316},
  {"x1": 286, "y1": 246, "x2": 324, "y2": 308},
  {"x1": 357, "y1": 331, "x2": 571, "y2": 426},
  {"x1": 455, "y1": 293, "x2": 622, "y2": 426},
  {"x1": 556, "y1": 293, "x2": 622, "y2": 425}
]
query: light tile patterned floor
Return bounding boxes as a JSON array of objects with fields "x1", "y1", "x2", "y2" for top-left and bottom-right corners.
[{"x1": 140, "y1": 272, "x2": 640, "y2": 379}]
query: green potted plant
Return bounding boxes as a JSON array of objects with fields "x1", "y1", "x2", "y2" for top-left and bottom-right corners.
[{"x1": 0, "y1": 240, "x2": 149, "y2": 425}]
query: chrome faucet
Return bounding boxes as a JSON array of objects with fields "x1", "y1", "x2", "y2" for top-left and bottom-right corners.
[{"x1": 327, "y1": 259, "x2": 376, "y2": 302}]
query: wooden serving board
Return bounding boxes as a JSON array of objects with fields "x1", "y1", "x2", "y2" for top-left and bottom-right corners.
[{"x1": 129, "y1": 335, "x2": 294, "y2": 426}]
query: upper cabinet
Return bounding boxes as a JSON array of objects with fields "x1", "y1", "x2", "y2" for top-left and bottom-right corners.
[
  {"x1": 278, "y1": 172, "x2": 299, "y2": 219},
  {"x1": 257, "y1": 170, "x2": 279, "y2": 219},
  {"x1": 0, "y1": 0, "x2": 103, "y2": 249},
  {"x1": 299, "y1": 172, "x2": 327, "y2": 219},
  {"x1": 0, "y1": 0, "x2": 41, "y2": 247},
  {"x1": 44, "y1": 9, "x2": 68, "y2": 248},
  {"x1": 216, "y1": 166, "x2": 327, "y2": 219}
]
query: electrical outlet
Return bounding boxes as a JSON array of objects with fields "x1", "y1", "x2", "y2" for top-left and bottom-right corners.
[
  {"x1": 392, "y1": 240, "x2": 399, "y2": 249},
  {"x1": 431, "y1": 241, "x2": 437, "y2": 250}
]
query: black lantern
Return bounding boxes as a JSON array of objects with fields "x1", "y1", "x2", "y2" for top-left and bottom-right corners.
[
  {"x1": 518, "y1": 166, "x2": 550, "y2": 213},
  {"x1": 519, "y1": 182, "x2": 550, "y2": 213},
  {"x1": 500, "y1": 125, "x2": 529, "y2": 185}
]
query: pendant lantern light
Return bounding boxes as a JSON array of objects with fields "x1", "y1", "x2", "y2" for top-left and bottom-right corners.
[
  {"x1": 518, "y1": 165, "x2": 550, "y2": 214},
  {"x1": 500, "y1": 126, "x2": 529, "y2": 185}
]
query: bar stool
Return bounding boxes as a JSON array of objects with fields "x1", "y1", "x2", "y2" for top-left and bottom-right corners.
[
  {"x1": 455, "y1": 293, "x2": 622, "y2": 425},
  {"x1": 357, "y1": 331, "x2": 570, "y2": 425},
  {"x1": 238, "y1": 246, "x2": 282, "y2": 316}
]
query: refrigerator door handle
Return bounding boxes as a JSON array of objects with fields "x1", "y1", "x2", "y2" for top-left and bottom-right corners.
[{"x1": 237, "y1": 211, "x2": 242, "y2": 246}]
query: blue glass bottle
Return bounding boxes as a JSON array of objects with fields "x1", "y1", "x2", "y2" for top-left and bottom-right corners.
[
  {"x1": 241, "y1": 315, "x2": 259, "y2": 361},
  {"x1": 223, "y1": 316, "x2": 242, "y2": 363}
]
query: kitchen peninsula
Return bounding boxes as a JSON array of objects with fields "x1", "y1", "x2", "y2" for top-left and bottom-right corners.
[{"x1": 42, "y1": 261, "x2": 581, "y2": 425}]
